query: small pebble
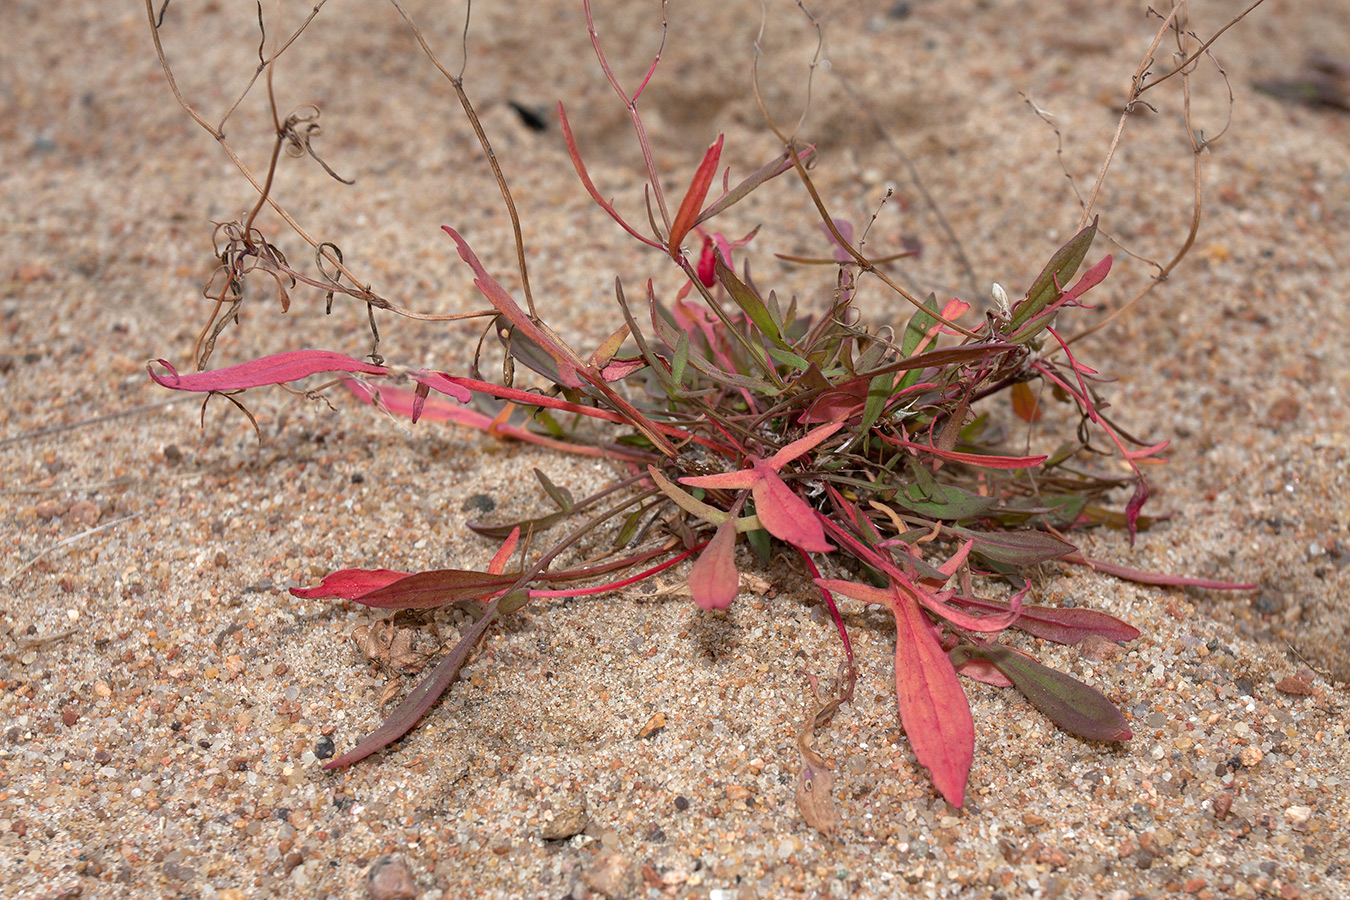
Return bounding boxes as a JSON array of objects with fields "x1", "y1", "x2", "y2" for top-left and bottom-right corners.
[{"x1": 367, "y1": 855, "x2": 417, "y2": 900}]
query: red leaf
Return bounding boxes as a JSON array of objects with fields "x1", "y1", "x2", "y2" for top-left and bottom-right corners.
[
  {"x1": 892, "y1": 588, "x2": 974, "y2": 807},
  {"x1": 882, "y1": 434, "x2": 1046, "y2": 469},
  {"x1": 668, "y1": 135, "x2": 723, "y2": 257},
  {"x1": 1061, "y1": 553, "x2": 1258, "y2": 591},
  {"x1": 751, "y1": 466, "x2": 833, "y2": 553},
  {"x1": 687, "y1": 521, "x2": 740, "y2": 610},
  {"x1": 765, "y1": 421, "x2": 844, "y2": 469},
  {"x1": 148, "y1": 351, "x2": 387, "y2": 392},
  {"x1": 290, "y1": 568, "x2": 414, "y2": 600},
  {"x1": 290, "y1": 564, "x2": 516, "y2": 609}
]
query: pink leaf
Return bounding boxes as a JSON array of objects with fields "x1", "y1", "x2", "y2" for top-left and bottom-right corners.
[
  {"x1": 687, "y1": 520, "x2": 740, "y2": 610},
  {"x1": 678, "y1": 470, "x2": 758, "y2": 492},
  {"x1": 322, "y1": 568, "x2": 519, "y2": 610},
  {"x1": 751, "y1": 466, "x2": 833, "y2": 553},
  {"x1": 489, "y1": 527, "x2": 520, "y2": 576},
  {"x1": 882, "y1": 434, "x2": 1046, "y2": 469},
  {"x1": 953, "y1": 654, "x2": 1015, "y2": 687},
  {"x1": 1061, "y1": 553, "x2": 1258, "y2": 591},
  {"x1": 765, "y1": 421, "x2": 844, "y2": 470},
  {"x1": 442, "y1": 226, "x2": 585, "y2": 388},
  {"x1": 148, "y1": 351, "x2": 387, "y2": 392},
  {"x1": 892, "y1": 588, "x2": 974, "y2": 807},
  {"x1": 290, "y1": 568, "x2": 414, "y2": 600}
]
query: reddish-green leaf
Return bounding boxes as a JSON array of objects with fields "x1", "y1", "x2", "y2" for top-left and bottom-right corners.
[
  {"x1": 949, "y1": 526, "x2": 1076, "y2": 566},
  {"x1": 815, "y1": 577, "x2": 973, "y2": 806},
  {"x1": 947, "y1": 595, "x2": 1141, "y2": 644},
  {"x1": 955, "y1": 644, "x2": 1132, "y2": 742},
  {"x1": 290, "y1": 568, "x2": 414, "y2": 600},
  {"x1": 1011, "y1": 381, "x2": 1043, "y2": 422}
]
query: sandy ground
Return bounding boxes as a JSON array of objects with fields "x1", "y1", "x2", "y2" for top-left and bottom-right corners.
[{"x1": 1, "y1": 1, "x2": 1347, "y2": 898}]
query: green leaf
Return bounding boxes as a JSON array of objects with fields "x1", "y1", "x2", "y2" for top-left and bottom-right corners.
[
  {"x1": 533, "y1": 468, "x2": 574, "y2": 512},
  {"x1": 767, "y1": 346, "x2": 811, "y2": 371},
  {"x1": 892, "y1": 465, "x2": 997, "y2": 521},
  {"x1": 952, "y1": 644, "x2": 1132, "y2": 741},
  {"x1": 1007, "y1": 218, "x2": 1097, "y2": 332},
  {"x1": 716, "y1": 254, "x2": 789, "y2": 349},
  {"x1": 948, "y1": 525, "x2": 1076, "y2": 566},
  {"x1": 671, "y1": 331, "x2": 690, "y2": 387}
]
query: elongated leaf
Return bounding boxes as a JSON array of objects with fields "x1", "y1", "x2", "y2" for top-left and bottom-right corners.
[
  {"x1": 290, "y1": 568, "x2": 414, "y2": 600},
  {"x1": 1007, "y1": 218, "x2": 1097, "y2": 332},
  {"x1": 694, "y1": 144, "x2": 812, "y2": 225},
  {"x1": 715, "y1": 253, "x2": 788, "y2": 349},
  {"x1": 442, "y1": 226, "x2": 586, "y2": 388},
  {"x1": 149, "y1": 351, "x2": 387, "y2": 392},
  {"x1": 325, "y1": 603, "x2": 500, "y2": 768},
  {"x1": 1007, "y1": 254, "x2": 1113, "y2": 344},
  {"x1": 346, "y1": 568, "x2": 520, "y2": 609},
  {"x1": 533, "y1": 469, "x2": 574, "y2": 512},
  {"x1": 892, "y1": 589, "x2": 974, "y2": 807},
  {"x1": 946, "y1": 596, "x2": 1140, "y2": 644},
  {"x1": 1061, "y1": 553, "x2": 1258, "y2": 590},
  {"x1": 949, "y1": 525, "x2": 1076, "y2": 566},
  {"x1": 956, "y1": 644, "x2": 1132, "y2": 742},
  {"x1": 892, "y1": 467, "x2": 997, "y2": 521},
  {"x1": 668, "y1": 135, "x2": 723, "y2": 256},
  {"x1": 882, "y1": 434, "x2": 1046, "y2": 470},
  {"x1": 649, "y1": 466, "x2": 763, "y2": 532},
  {"x1": 688, "y1": 520, "x2": 740, "y2": 610}
]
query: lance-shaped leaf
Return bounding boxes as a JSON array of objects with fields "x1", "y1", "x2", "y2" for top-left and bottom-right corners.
[
  {"x1": 951, "y1": 644, "x2": 1132, "y2": 742},
  {"x1": 1007, "y1": 218, "x2": 1097, "y2": 332},
  {"x1": 1060, "y1": 553, "x2": 1258, "y2": 591},
  {"x1": 291, "y1": 567, "x2": 518, "y2": 609},
  {"x1": 325, "y1": 600, "x2": 501, "y2": 768},
  {"x1": 148, "y1": 350, "x2": 388, "y2": 392},
  {"x1": 290, "y1": 568, "x2": 414, "y2": 600},
  {"x1": 668, "y1": 135, "x2": 723, "y2": 258},
  {"x1": 680, "y1": 423, "x2": 842, "y2": 553},
  {"x1": 648, "y1": 466, "x2": 763, "y2": 532},
  {"x1": 815, "y1": 576, "x2": 974, "y2": 807},
  {"x1": 442, "y1": 226, "x2": 586, "y2": 388},
  {"x1": 947, "y1": 595, "x2": 1141, "y2": 644},
  {"x1": 694, "y1": 144, "x2": 813, "y2": 225},
  {"x1": 949, "y1": 525, "x2": 1076, "y2": 566},
  {"x1": 881, "y1": 433, "x2": 1047, "y2": 470},
  {"x1": 1007, "y1": 254, "x2": 1113, "y2": 345},
  {"x1": 688, "y1": 519, "x2": 740, "y2": 610}
]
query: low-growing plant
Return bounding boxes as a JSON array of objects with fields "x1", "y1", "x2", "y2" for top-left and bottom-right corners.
[{"x1": 144, "y1": 0, "x2": 1261, "y2": 821}]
